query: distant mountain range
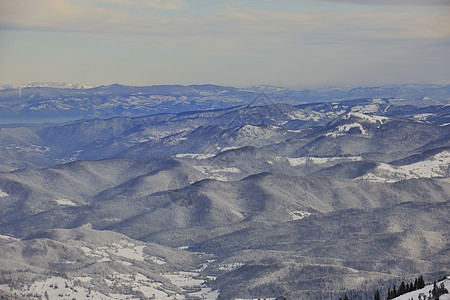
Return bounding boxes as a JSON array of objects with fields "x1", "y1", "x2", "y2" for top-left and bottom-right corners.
[
  {"x1": 0, "y1": 83, "x2": 449, "y2": 300},
  {"x1": 0, "y1": 82, "x2": 449, "y2": 124}
]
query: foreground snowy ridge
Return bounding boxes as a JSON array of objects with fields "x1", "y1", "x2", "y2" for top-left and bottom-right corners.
[{"x1": 392, "y1": 277, "x2": 450, "y2": 300}]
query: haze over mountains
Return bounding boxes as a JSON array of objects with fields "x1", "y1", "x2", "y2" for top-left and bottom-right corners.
[{"x1": 0, "y1": 83, "x2": 449, "y2": 300}]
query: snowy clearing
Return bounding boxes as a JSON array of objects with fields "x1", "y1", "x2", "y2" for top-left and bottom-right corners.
[{"x1": 54, "y1": 198, "x2": 77, "y2": 206}]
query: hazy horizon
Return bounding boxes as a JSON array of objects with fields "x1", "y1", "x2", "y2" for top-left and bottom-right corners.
[{"x1": 2, "y1": 80, "x2": 450, "y2": 91}]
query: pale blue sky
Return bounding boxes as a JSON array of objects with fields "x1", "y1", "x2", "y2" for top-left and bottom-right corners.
[{"x1": 1, "y1": 0, "x2": 449, "y2": 88}]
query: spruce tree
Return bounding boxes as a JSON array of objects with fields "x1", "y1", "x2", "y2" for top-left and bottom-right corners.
[
  {"x1": 432, "y1": 281, "x2": 441, "y2": 299},
  {"x1": 399, "y1": 282, "x2": 406, "y2": 295},
  {"x1": 418, "y1": 276, "x2": 425, "y2": 289},
  {"x1": 440, "y1": 282, "x2": 449, "y2": 295},
  {"x1": 374, "y1": 290, "x2": 380, "y2": 300}
]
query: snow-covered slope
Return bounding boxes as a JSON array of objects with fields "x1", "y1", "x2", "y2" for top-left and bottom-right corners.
[{"x1": 392, "y1": 277, "x2": 450, "y2": 300}]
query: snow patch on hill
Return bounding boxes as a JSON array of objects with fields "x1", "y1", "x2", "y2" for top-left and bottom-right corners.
[
  {"x1": 0, "y1": 272, "x2": 219, "y2": 300},
  {"x1": 358, "y1": 151, "x2": 450, "y2": 182},
  {"x1": 54, "y1": 198, "x2": 77, "y2": 206},
  {"x1": 287, "y1": 110, "x2": 324, "y2": 122},
  {"x1": 401, "y1": 151, "x2": 450, "y2": 177},
  {"x1": 218, "y1": 262, "x2": 244, "y2": 271},
  {"x1": 114, "y1": 245, "x2": 146, "y2": 262},
  {"x1": 413, "y1": 113, "x2": 434, "y2": 121},
  {"x1": 0, "y1": 245, "x2": 220, "y2": 299},
  {"x1": 326, "y1": 123, "x2": 367, "y2": 138},
  {"x1": 287, "y1": 156, "x2": 361, "y2": 166},
  {"x1": 163, "y1": 271, "x2": 218, "y2": 299},
  {"x1": 290, "y1": 210, "x2": 311, "y2": 220},
  {"x1": 0, "y1": 271, "x2": 215, "y2": 300},
  {"x1": 78, "y1": 241, "x2": 164, "y2": 265},
  {"x1": 345, "y1": 112, "x2": 389, "y2": 124},
  {"x1": 371, "y1": 98, "x2": 386, "y2": 104},
  {"x1": 0, "y1": 189, "x2": 8, "y2": 197},
  {"x1": 0, "y1": 144, "x2": 50, "y2": 154},
  {"x1": 193, "y1": 165, "x2": 241, "y2": 181},
  {"x1": 236, "y1": 298, "x2": 276, "y2": 300},
  {"x1": 0, "y1": 234, "x2": 19, "y2": 241},
  {"x1": 0, "y1": 276, "x2": 134, "y2": 300},
  {"x1": 350, "y1": 104, "x2": 380, "y2": 114},
  {"x1": 176, "y1": 153, "x2": 215, "y2": 159}
]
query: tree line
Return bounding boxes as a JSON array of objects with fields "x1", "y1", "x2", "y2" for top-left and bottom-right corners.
[
  {"x1": 386, "y1": 275, "x2": 426, "y2": 299},
  {"x1": 340, "y1": 275, "x2": 448, "y2": 300}
]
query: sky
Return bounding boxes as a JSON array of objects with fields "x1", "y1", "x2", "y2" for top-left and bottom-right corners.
[{"x1": 0, "y1": 0, "x2": 449, "y2": 89}]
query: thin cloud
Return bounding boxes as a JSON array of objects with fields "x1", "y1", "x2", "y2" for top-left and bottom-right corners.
[
  {"x1": 91, "y1": 0, "x2": 187, "y2": 10},
  {"x1": 197, "y1": 7, "x2": 450, "y2": 42},
  {"x1": 300, "y1": 0, "x2": 450, "y2": 6},
  {"x1": 0, "y1": 0, "x2": 187, "y2": 29},
  {"x1": 1, "y1": 0, "x2": 449, "y2": 43}
]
